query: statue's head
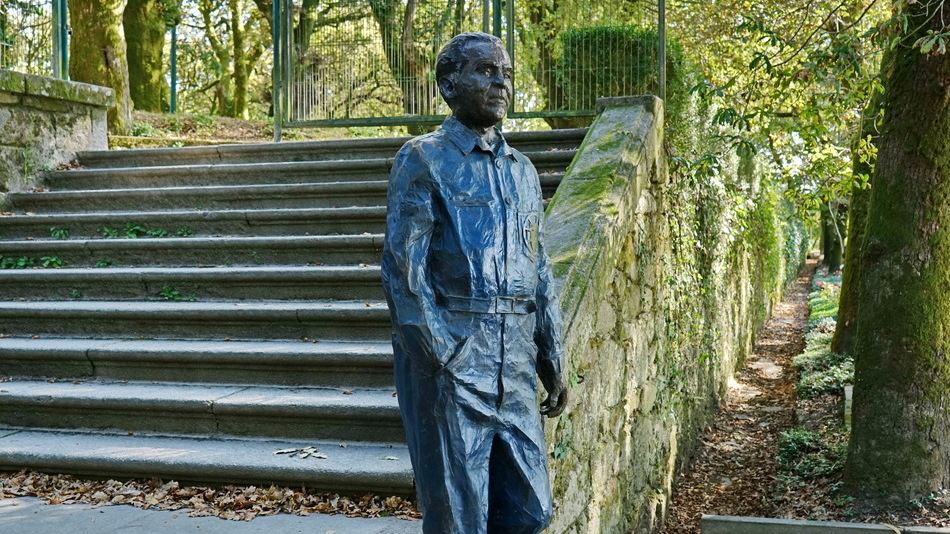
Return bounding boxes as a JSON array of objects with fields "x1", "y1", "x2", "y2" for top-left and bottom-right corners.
[{"x1": 436, "y1": 32, "x2": 513, "y2": 129}]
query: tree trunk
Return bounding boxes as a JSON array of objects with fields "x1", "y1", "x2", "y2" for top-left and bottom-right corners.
[
  {"x1": 831, "y1": 184, "x2": 870, "y2": 354},
  {"x1": 832, "y1": 69, "x2": 888, "y2": 356},
  {"x1": 69, "y1": 0, "x2": 133, "y2": 134},
  {"x1": 843, "y1": 3, "x2": 950, "y2": 499},
  {"x1": 199, "y1": 0, "x2": 234, "y2": 116},
  {"x1": 124, "y1": 0, "x2": 166, "y2": 112},
  {"x1": 370, "y1": 0, "x2": 437, "y2": 134},
  {"x1": 230, "y1": 0, "x2": 250, "y2": 119},
  {"x1": 820, "y1": 200, "x2": 845, "y2": 271}
]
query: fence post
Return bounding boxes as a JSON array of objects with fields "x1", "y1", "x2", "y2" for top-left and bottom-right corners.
[
  {"x1": 658, "y1": 0, "x2": 666, "y2": 102},
  {"x1": 492, "y1": 0, "x2": 502, "y2": 38},
  {"x1": 506, "y1": 0, "x2": 514, "y2": 115},
  {"x1": 272, "y1": 0, "x2": 282, "y2": 142},
  {"x1": 170, "y1": 24, "x2": 178, "y2": 113},
  {"x1": 52, "y1": 0, "x2": 69, "y2": 79}
]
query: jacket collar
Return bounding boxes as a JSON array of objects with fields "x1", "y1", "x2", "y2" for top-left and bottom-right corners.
[{"x1": 441, "y1": 115, "x2": 515, "y2": 159}]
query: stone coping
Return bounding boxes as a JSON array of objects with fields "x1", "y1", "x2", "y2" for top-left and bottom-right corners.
[
  {"x1": 702, "y1": 515, "x2": 950, "y2": 533},
  {"x1": 0, "y1": 69, "x2": 114, "y2": 108}
]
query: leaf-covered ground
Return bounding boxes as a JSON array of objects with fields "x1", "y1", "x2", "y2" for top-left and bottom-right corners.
[
  {"x1": 662, "y1": 261, "x2": 950, "y2": 531},
  {"x1": 659, "y1": 261, "x2": 814, "y2": 533},
  {"x1": 0, "y1": 470, "x2": 419, "y2": 522}
]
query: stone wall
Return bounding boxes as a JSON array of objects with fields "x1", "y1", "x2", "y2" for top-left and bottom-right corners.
[
  {"x1": 543, "y1": 96, "x2": 807, "y2": 533},
  {"x1": 0, "y1": 70, "x2": 113, "y2": 195}
]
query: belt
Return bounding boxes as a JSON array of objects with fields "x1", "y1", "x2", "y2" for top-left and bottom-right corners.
[{"x1": 442, "y1": 295, "x2": 536, "y2": 314}]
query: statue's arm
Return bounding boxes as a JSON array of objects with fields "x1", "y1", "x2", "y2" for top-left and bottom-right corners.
[
  {"x1": 381, "y1": 144, "x2": 458, "y2": 369},
  {"x1": 534, "y1": 199, "x2": 569, "y2": 417}
]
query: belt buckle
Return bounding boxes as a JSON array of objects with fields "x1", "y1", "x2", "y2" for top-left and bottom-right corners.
[{"x1": 495, "y1": 296, "x2": 515, "y2": 314}]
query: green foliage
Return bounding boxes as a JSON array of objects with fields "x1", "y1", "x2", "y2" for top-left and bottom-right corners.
[
  {"x1": 49, "y1": 227, "x2": 70, "y2": 240},
  {"x1": 94, "y1": 259, "x2": 114, "y2": 268},
  {"x1": 176, "y1": 226, "x2": 195, "y2": 237},
  {"x1": 99, "y1": 223, "x2": 171, "y2": 239},
  {"x1": 68, "y1": 289, "x2": 82, "y2": 299},
  {"x1": 98, "y1": 226, "x2": 120, "y2": 239},
  {"x1": 40, "y1": 256, "x2": 62, "y2": 268},
  {"x1": 158, "y1": 285, "x2": 196, "y2": 302},
  {"x1": 557, "y1": 25, "x2": 673, "y2": 109},
  {"x1": 778, "y1": 427, "x2": 847, "y2": 479},
  {"x1": 130, "y1": 121, "x2": 160, "y2": 137},
  {"x1": 0, "y1": 256, "x2": 35, "y2": 269},
  {"x1": 793, "y1": 272, "x2": 854, "y2": 397}
]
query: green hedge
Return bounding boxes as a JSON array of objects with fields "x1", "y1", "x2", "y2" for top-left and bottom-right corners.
[{"x1": 556, "y1": 25, "x2": 688, "y2": 114}]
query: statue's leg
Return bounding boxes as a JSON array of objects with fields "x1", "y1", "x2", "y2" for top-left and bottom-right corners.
[
  {"x1": 394, "y1": 347, "x2": 497, "y2": 534},
  {"x1": 486, "y1": 429, "x2": 553, "y2": 534}
]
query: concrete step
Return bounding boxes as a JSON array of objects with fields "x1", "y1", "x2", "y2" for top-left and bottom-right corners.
[
  {"x1": 0, "y1": 206, "x2": 388, "y2": 240},
  {"x1": 77, "y1": 128, "x2": 587, "y2": 168},
  {"x1": 49, "y1": 150, "x2": 575, "y2": 190},
  {"x1": 0, "y1": 379, "x2": 403, "y2": 442},
  {"x1": 0, "y1": 265, "x2": 384, "y2": 301},
  {"x1": 6, "y1": 180, "x2": 391, "y2": 213},
  {"x1": 0, "y1": 300, "x2": 391, "y2": 341},
  {"x1": 0, "y1": 337, "x2": 394, "y2": 387},
  {"x1": 8, "y1": 172, "x2": 562, "y2": 214},
  {"x1": 0, "y1": 428, "x2": 413, "y2": 493},
  {"x1": 0, "y1": 234, "x2": 383, "y2": 267}
]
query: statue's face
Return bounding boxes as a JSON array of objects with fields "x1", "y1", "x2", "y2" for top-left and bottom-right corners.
[{"x1": 448, "y1": 40, "x2": 513, "y2": 128}]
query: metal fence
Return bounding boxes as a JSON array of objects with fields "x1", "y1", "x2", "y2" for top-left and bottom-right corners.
[
  {"x1": 273, "y1": 0, "x2": 665, "y2": 134},
  {"x1": 0, "y1": 0, "x2": 68, "y2": 78}
]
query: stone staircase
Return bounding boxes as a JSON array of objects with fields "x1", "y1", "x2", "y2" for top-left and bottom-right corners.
[{"x1": 0, "y1": 129, "x2": 585, "y2": 496}]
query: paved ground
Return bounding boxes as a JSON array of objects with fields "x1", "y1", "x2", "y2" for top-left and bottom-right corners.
[{"x1": 0, "y1": 497, "x2": 422, "y2": 534}]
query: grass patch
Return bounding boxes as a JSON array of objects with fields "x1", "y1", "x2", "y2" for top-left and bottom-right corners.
[{"x1": 778, "y1": 427, "x2": 848, "y2": 480}]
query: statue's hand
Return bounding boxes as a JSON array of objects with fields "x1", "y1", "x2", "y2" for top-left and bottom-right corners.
[{"x1": 540, "y1": 376, "x2": 568, "y2": 418}]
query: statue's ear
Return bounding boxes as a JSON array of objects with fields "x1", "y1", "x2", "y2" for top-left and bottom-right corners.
[{"x1": 438, "y1": 74, "x2": 457, "y2": 105}]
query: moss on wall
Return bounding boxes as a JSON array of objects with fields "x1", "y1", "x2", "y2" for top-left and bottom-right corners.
[{"x1": 542, "y1": 96, "x2": 806, "y2": 533}]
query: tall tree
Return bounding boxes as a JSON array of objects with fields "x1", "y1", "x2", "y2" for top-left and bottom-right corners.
[
  {"x1": 831, "y1": 94, "x2": 883, "y2": 355},
  {"x1": 124, "y1": 0, "x2": 173, "y2": 112},
  {"x1": 844, "y1": 0, "x2": 950, "y2": 498},
  {"x1": 68, "y1": 0, "x2": 133, "y2": 134},
  {"x1": 197, "y1": 0, "x2": 265, "y2": 118}
]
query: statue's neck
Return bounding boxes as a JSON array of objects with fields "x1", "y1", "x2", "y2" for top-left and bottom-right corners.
[{"x1": 455, "y1": 115, "x2": 498, "y2": 147}]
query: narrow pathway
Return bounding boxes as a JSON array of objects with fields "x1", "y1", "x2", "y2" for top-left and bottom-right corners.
[{"x1": 661, "y1": 260, "x2": 817, "y2": 533}]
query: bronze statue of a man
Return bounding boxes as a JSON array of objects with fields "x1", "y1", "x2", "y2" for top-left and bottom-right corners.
[{"x1": 381, "y1": 31, "x2": 568, "y2": 534}]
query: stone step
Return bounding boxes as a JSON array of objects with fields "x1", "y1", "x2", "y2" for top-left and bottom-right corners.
[
  {"x1": 77, "y1": 128, "x2": 587, "y2": 168},
  {"x1": 0, "y1": 206, "x2": 388, "y2": 240},
  {"x1": 0, "y1": 265, "x2": 384, "y2": 301},
  {"x1": 0, "y1": 428, "x2": 413, "y2": 493},
  {"x1": 0, "y1": 300, "x2": 392, "y2": 341},
  {"x1": 0, "y1": 234, "x2": 383, "y2": 267},
  {"x1": 8, "y1": 172, "x2": 562, "y2": 214},
  {"x1": 0, "y1": 337, "x2": 394, "y2": 387},
  {"x1": 0, "y1": 379, "x2": 403, "y2": 442},
  {"x1": 49, "y1": 150, "x2": 574, "y2": 190},
  {"x1": 6, "y1": 180, "x2": 391, "y2": 213}
]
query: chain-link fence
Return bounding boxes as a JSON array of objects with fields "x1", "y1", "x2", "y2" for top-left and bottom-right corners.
[
  {"x1": 0, "y1": 0, "x2": 67, "y2": 79},
  {"x1": 274, "y1": 0, "x2": 664, "y2": 130}
]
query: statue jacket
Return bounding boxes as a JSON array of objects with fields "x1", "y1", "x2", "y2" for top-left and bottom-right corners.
[{"x1": 381, "y1": 115, "x2": 564, "y2": 407}]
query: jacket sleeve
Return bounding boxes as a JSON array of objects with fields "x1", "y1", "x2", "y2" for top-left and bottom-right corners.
[
  {"x1": 381, "y1": 143, "x2": 458, "y2": 368},
  {"x1": 534, "y1": 201, "x2": 565, "y2": 383}
]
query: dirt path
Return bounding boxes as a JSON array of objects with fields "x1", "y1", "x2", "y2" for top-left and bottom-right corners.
[{"x1": 661, "y1": 260, "x2": 817, "y2": 533}]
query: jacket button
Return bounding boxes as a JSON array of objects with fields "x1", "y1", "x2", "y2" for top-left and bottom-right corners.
[{"x1": 494, "y1": 159, "x2": 503, "y2": 168}]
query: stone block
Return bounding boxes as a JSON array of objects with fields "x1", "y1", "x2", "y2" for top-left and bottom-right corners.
[
  {"x1": 23, "y1": 73, "x2": 115, "y2": 107},
  {"x1": 701, "y1": 515, "x2": 903, "y2": 534},
  {"x1": 0, "y1": 70, "x2": 27, "y2": 94},
  {"x1": 0, "y1": 106, "x2": 55, "y2": 146},
  {"x1": 21, "y1": 95, "x2": 71, "y2": 113}
]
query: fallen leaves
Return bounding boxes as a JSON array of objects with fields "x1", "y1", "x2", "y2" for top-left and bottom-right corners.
[{"x1": 0, "y1": 470, "x2": 420, "y2": 522}]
